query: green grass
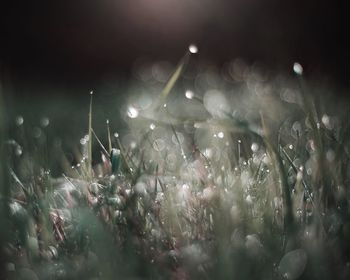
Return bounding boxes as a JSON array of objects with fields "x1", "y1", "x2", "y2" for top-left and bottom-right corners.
[{"x1": 1, "y1": 52, "x2": 350, "y2": 280}]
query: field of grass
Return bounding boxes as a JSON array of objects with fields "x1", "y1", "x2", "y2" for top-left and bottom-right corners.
[{"x1": 1, "y1": 49, "x2": 350, "y2": 279}]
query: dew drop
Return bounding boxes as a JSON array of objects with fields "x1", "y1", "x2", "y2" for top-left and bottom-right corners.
[
  {"x1": 217, "y1": 132, "x2": 224, "y2": 138},
  {"x1": 203, "y1": 148, "x2": 213, "y2": 158},
  {"x1": 321, "y1": 114, "x2": 329, "y2": 126},
  {"x1": 203, "y1": 90, "x2": 230, "y2": 118},
  {"x1": 15, "y1": 115, "x2": 24, "y2": 126},
  {"x1": 246, "y1": 195, "x2": 253, "y2": 204},
  {"x1": 15, "y1": 146, "x2": 23, "y2": 156},
  {"x1": 130, "y1": 141, "x2": 137, "y2": 149},
  {"x1": 127, "y1": 106, "x2": 139, "y2": 118},
  {"x1": 188, "y1": 44, "x2": 198, "y2": 54},
  {"x1": 251, "y1": 143, "x2": 259, "y2": 152},
  {"x1": 293, "y1": 62, "x2": 303, "y2": 75},
  {"x1": 80, "y1": 138, "x2": 87, "y2": 145},
  {"x1": 185, "y1": 90, "x2": 194, "y2": 99},
  {"x1": 40, "y1": 117, "x2": 50, "y2": 127},
  {"x1": 296, "y1": 171, "x2": 303, "y2": 180}
]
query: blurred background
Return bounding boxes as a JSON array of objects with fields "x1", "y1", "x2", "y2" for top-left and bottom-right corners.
[
  {"x1": 1, "y1": 0, "x2": 347, "y2": 86},
  {"x1": 0, "y1": 0, "x2": 349, "y2": 169}
]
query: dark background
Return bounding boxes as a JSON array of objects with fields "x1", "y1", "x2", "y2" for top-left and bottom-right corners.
[
  {"x1": 1, "y1": 0, "x2": 348, "y2": 94},
  {"x1": 0, "y1": 0, "x2": 349, "y2": 174}
]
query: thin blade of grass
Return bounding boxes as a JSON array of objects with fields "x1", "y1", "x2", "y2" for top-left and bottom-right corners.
[
  {"x1": 115, "y1": 135, "x2": 133, "y2": 175},
  {"x1": 160, "y1": 53, "x2": 190, "y2": 100},
  {"x1": 91, "y1": 128, "x2": 110, "y2": 159},
  {"x1": 88, "y1": 91, "x2": 93, "y2": 178},
  {"x1": 260, "y1": 112, "x2": 295, "y2": 242},
  {"x1": 106, "y1": 119, "x2": 112, "y2": 153}
]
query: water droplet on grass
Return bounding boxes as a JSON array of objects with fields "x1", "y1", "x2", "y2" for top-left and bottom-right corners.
[
  {"x1": 246, "y1": 195, "x2": 253, "y2": 204},
  {"x1": 188, "y1": 44, "x2": 198, "y2": 54},
  {"x1": 15, "y1": 115, "x2": 24, "y2": 126},
  {"x1": 15, "y1": 146, "x2": 23, "y2": 156},
  {"x1": 217, "y1": 131, "x2": 224, "y2": 138},
  {"x1": 251, "y1": 143, "x2": 259, "y2": 152},
  {"x1": 80, "y1": 138, "x2": 87, "y2": 145},
  {"x1": 185, "y1": 90, "x2": 194, "y2": 99},
  {"x1": 322, "y1": 114, "x2": 330, "y2": 126},
  {"x1": 203, "y1": 90, "x2": 230, "y2": 118},
  {"x1": 127, "y1": 106, "x2": 139, "y2": 118},
  {"x1": 293, "y1": 62, "x2": 303, "y2": 75},
  {"x1": 130, "y1": 141, "x2": 137, "y2": 149},
  {"x1": 40, "y1": 117, "x2": 50, "y2": 127}
]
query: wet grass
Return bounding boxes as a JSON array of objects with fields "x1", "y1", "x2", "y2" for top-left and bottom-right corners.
[{"x1": 1, "y1": 50, "x2": 350, "y2": 279}]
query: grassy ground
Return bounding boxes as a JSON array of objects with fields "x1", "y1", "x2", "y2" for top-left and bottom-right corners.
[{"x1": 1, "y1": 51, "x2": 350, "y2": 279}]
